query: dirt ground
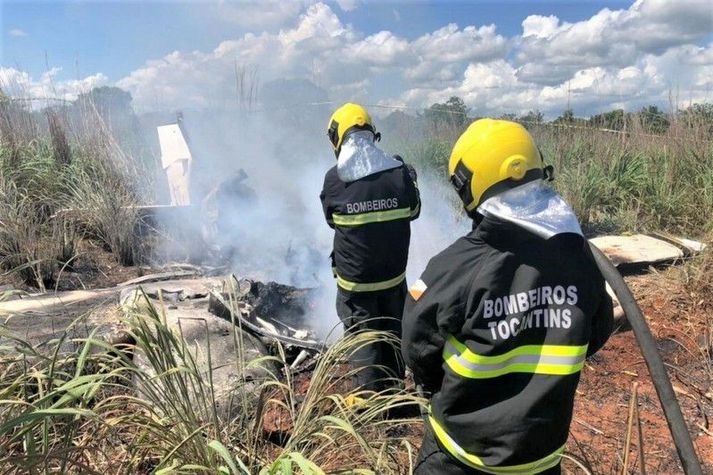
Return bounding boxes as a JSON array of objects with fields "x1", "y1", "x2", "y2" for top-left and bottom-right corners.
[
  {"x1": 263, "y1": 267, "x2": 713, "y2": 474},
  {"x1": 73, "y1": 250, "x2": 713, "y2": 474},
  {"x1": 568, "y1": 270, "x2": 713, "y2": 474},
  {"x1": 0, "y1": 240, "x2": 141, "y2": 292}
]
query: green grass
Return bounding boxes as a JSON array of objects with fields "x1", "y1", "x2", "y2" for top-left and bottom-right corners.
[
  {"x1": 386, "y1": 115, "x2": 713, "y2": 239},
  {"x1": 532, "y1": 121, "x2": 713, "y2": 236},
  {"x1": 2, "y1": 95, "x2": 712, "y2": 289},
  {"x1": 0, "y1": 287, "x2": 616, "y2": 473},
  {"x1": 2, "y1": 87, "x2": 712, "y2": 473},
  {"x1": 0, "y1": 294, "x2": 424, "y2": 474}
]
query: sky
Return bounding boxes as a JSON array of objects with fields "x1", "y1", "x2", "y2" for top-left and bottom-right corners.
[{"x1": 1, "y1": 0, "x2": 712, "y2": 117}]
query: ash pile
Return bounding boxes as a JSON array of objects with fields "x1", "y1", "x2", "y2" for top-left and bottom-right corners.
[{"x1": 209, "y1": 277, "x2": 324, "y2": 368}]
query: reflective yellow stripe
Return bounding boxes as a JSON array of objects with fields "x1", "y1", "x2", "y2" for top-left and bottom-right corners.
[
  {"x1": 410, "y1": 202, "x2": 420, "y2": 217},
  {"x1": 336, "y1": 272, "x2": 405, "y2": 292},
  {"x1": 332, "y1": 207, "x2": 411, "y2": 226},
  {"x1": 428, "y1": 414, "x2": 564, "y2": 474},
  {"x1": 443, "y1": 335, "x2": 587, "y2": 379}
]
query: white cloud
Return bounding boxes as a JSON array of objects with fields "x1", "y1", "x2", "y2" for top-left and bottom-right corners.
[
  {"x1": 330, "y1": 78, "x2": 370, "y2": 97},
  {"x1": 4, "y1": 0, "x2": 711, "y2": 117},
  {"x1": 399, "y1": 60, "x2": 523, "y2": 115},
  {"x1": 633, "y1": 0, "x2": 713, "y2": 50},
  {"x1": 114, "y1": 2, "x2": 513, "y2": 111},
  {"x1": 391, "y1": 0, "x2": 711, "y2": 117},
  {"x1": 117, "y1": 3, "x2": 360, "y2": 110},
  {"x1": 0, "y1": 67, "x2": 108, "y2": 104},
  {"x1": 215, "y1": 0, "x2": 315, "y2": 30},
  {"x1": 411, "y1": 24, "x2": 507, "y2": 64},
  {"x1": 516, "y1": 0, "x2": 713, "y2": 85},
  {"x1": 335, "y1": 0, "x2": 358, "y2": 12},
  {"x1": 392, "y1": 23, "x2": 509, "y2": 87},
  {"x1": 399, "y1": 36, "x2": 713, "y2": 118},
  {"x1": 278, "y1": 3, "x2": 352, "y2": 47},
  {"x1": 462, "y1": 61, "x2": 520, "y2": 91},
  {"x1": 8, "y1": 28, "x2": 27, "y2": 37},
  {"x1": 343, "y1": 31, "x2": 409, "y2": 67},
  {"x1": 403, "y1": 61, "x2": 461, "y2": 86},
  {"x1": 522, "y1": 15, "x2": 560, "y2": 39}
]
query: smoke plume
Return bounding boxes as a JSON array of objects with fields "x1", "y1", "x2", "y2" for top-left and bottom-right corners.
[{"x1": 153, "y1": 100, "x2": 468, "y2": 340}]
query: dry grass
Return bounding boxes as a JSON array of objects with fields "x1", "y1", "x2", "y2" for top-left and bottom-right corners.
[
  {"x1": 0, "y1": 89, "x2": 152, "y2": 287},
  {"x1": 532, "y1": 117, "x2": 713, "y2": 236},
  {"x1": 1, "y1": 84, "x2": 712, "y2": 472}
]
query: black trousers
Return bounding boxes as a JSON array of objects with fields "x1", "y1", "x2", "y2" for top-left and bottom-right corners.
[
  {"x1": 415, "y1": 422, "x2": 562, "y2": 475},
  {"x1": 335, "y1": 281, "x2": 407, "y2": 392}
]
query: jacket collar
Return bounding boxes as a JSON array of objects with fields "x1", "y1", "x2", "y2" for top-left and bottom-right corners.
[{"x1": 471, "y1": 192, "x2": 584, "y2": 248}]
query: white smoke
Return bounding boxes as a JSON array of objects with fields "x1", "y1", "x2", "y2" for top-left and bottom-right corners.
[
  {"x1": 407, "y1": 171, "x2": 470, "y2": 282},
  {"x1": 155, "y1": 105, "x2": 468, "y2": 340}
]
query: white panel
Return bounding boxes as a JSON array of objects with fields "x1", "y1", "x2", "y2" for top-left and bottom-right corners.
[
  {"x1": 589, "y1": 234, "x2": 684, "y2": 267},
  {"x1": 157, "y1": 124, "x2": 192, "y2": 169}
]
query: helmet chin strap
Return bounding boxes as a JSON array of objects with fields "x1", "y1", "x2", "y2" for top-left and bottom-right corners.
[
  {"x1": 537, "y1": 146, "x2": 555, "y2": 182},
  {"x1": 543, "y1": 165, "x2": 555, "y2": 181},
  {"x1": 450, "y1": 160, "x2": 475, "y2": 210}
]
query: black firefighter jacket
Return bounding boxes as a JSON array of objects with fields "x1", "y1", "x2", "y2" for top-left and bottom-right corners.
[
  {"x1": 320, "y1": 158, "x2": 420, "y2": 293},
  {"x1": 402, "y1": 215, "x2": 613, "y2": 473}
]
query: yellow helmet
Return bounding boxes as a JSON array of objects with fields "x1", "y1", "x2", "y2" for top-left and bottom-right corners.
[
  {"x1": 449, "y1": 118, "x2": 548, "y2": 213},
  {"x1": 327, "y1": 103, "x2": 379, "y2": 156}
]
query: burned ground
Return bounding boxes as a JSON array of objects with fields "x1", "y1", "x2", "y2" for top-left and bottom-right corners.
[{"x1": 239, "y1": 280, "x2": 315, "y2": 328}]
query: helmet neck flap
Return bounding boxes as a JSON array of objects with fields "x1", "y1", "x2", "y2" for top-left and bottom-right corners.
[
  {"x1": 336, "y1": 130, "x2": 401, "y2": 182},
  {"x1": 477, "y1": 180, "x2": 583, "y2": 239}
]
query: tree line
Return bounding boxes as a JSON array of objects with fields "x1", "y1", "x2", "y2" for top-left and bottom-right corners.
[{"x1": 416, "y1": 95, "x2": 713, "y2": 135}]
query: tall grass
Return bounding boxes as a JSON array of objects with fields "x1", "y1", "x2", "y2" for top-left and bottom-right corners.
[
  {"x1": 533, "y1": 117, "x2": 713, "y2": 235},
  {"x1": 0, "y1": 90, "x2": 153, "y2": 287},
  {"x1": 0, "y1": 294, "x2": 423, "y2": 474},
  {"x1": 64, "y1": 160, "x2": 144, "y2": 267},
  {"x1": 0, "y1": 325, "x2": 121, "y2": 472},
  {"x1": 386, "y1": 112, "x2": 713, "y2": 238},
  {"x1": 3, "y1": 88, "x2": 711, "y2": 289}
]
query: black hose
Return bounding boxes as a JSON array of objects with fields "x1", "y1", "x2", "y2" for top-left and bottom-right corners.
[{"x1": 589, "y1": 242, "x2": 703, "y2": 475}]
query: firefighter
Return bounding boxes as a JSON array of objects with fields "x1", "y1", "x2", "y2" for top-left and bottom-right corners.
[
  {"x1": 402, "y1": 119, "x2": 613, "y2": 474},
  {"x1": 320, "y1": 103, "x2": 420, "y2": 393}
]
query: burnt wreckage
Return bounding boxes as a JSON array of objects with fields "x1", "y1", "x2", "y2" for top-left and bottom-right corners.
[{"x1": 209, "y1": 278, "x2": 324, "y2": 364}]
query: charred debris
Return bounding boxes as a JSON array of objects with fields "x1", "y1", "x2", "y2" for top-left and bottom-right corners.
[{"x1": 209, "y1": 276, "x2": 324, "y2": 368}]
